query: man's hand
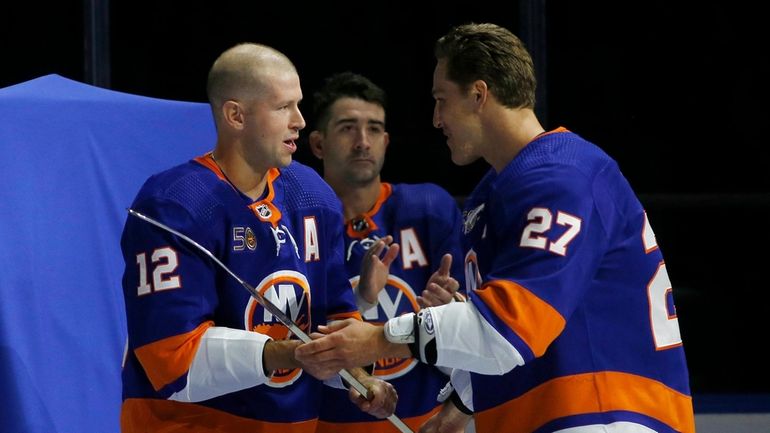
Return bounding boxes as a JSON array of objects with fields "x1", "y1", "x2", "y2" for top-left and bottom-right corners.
[
  {"x1": 419, "y1": 400, "x2": 472, "y2": 433},
  {"x1": 418, "y1": 254, "x2": 460, "y2": 308},
  {"x1": 294, "y1": 319, "x2": 411, "y2": 377},
  {"x1": 358, "y1": 236, "x2": 400, "y2": 304},
  {"x1": 347, "y1": 369, "x2": 398, "y2": 419}
]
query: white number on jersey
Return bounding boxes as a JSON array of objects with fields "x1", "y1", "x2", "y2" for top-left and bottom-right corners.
[
  {"x1": 647, "y1": 262, "x2": 682, "y2": 349},
  {"x1": 135, "y1": 247, "x2": 181, "y2": 295},
  {"x1": 520, "y1": 207, "x2": 582, "y2": 256},
  {"x1": 642, "y1": 214, "x2": 682, "y2": 349}
]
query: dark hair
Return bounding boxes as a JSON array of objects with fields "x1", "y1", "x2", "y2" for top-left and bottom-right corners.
[
  {"x1": 435, "y1": 23, "x2": 536, "y2": 109},
  {"x1": 312, "y1": 72, "x2": 387, "y2": 131}
]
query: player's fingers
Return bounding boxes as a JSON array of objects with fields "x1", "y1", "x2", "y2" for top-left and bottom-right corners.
[
  {"x1": 324, "y1": 318, "x2": 356, "y2": 332},
  {"x1": 445, "y1": 276, "x2": 459, "y2": 294},
  {"x1": 438, "y1": 253, "x2": 453, "y2": 276},
  {"x1": 417, "y1": 296, "x2": 428, "y2": 309},
  {"x1": 419, "y1": 292, "x2": 439, "y2": 308},
  {"x1": 428, "y1": 282, "x2": 453, "y2": 302},
  {"x1": 381, "y1": 243, "x2": 400, "y2": 267},
  {"x1": 367, "y1": 240, "x2": 384, "y2": 259}
]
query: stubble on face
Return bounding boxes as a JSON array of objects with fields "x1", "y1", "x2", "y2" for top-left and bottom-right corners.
[
  {"x1": 323, "y1": 98, "x2": 387, "y2": 187},
  {"x1": 243, "y1": 68, "x2": 304, "y2": 172}
]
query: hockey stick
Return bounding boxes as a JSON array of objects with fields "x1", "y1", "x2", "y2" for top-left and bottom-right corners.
[{"x1": 127, "y1": 208, "x2": 414, "y2": 433}]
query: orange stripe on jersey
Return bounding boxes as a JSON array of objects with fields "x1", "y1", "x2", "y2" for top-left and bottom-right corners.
[
  {"x1": 122, "y1": 398, "x2": 318, "y2": 433},
  {"x1": 474, "y1": 280, "x2": 565, "y2": 357},
  {"x1": 346, "y1": 183, "x2": 392, "y2": 239},
  {"x1": 134, "y1": 321, "x2": 214, "y2": 391},
  {"x1": 327, "y1": 310, "x2": 363, "y2": 322},
  {"x1": 249, "y1": 168, "x2": 282, "y2": 227},
  {"x1": 475, "y1": 371, "x2": 695, "y2": 433},
  {"x1": 315, "y1": 404, "x2": 441, "y2": 433},
  {"x1": 532, "y1": 126, "x2": 569, "y2": 142},
  {"x1": 193, "y1": 153, "x2": 226, "y2": 181}
]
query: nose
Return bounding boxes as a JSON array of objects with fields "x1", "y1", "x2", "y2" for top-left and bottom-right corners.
[
  {"x1": 432, "y1": 103, "x2": 442, "y2": 129},
  {"x1": 292, "y1": 107, "x2": 306, "y2": 132},
  {"x1": 354, "y1": 127, "x2": 371, "y2": 150}
]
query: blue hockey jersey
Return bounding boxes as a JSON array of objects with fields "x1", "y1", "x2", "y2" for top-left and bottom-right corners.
[
  {"x1": 316, "y1": 182, "x2": 465, "y2": 432},
  {"x1": 463, "y1": 128, "x2": 695, "y2": 433},
  {"x1": 121, "y1": 154, "x2": 360, "y2": 432}
]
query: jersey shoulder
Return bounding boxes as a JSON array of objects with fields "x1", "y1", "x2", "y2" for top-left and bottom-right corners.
[
  {"x1": 390, "y1": 182, "x2": 460, "y2": 214},
  {"x1": 279, "y1": 161, "x2": 342, "y2": 214},
  {"x1": 508, "y1": 130, "x2": 617, "y2": 184},
  {"x1": 131, "y1": 159, "x2": 225, "y2": 224}
]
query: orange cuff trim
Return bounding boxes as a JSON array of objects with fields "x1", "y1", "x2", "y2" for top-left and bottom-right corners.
[
  {"x1": 134, "y1": 320, "x2": 215, "y2": 391},
  {"x1": 474, "y1": 280, "x2": 565, "y2": 357}
]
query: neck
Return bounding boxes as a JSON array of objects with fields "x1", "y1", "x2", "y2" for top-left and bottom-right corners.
[
  {"x1": 329, "y1": 178, "x2": 382, "y2": 221},
  {"x1": 211, "y1": 148, "x2": 269, "y2": 200},
  {"x1": 484, "y1": 107, "x2": 545, "y2": 173}
]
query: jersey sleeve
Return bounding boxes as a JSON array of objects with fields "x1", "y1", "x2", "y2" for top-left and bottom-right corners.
[
  {"x1": 121, "y1": 197, "x2": 221, "y2": 396},
  {"x1": 471, "y1": 166, "x2": 610, "y2": 363}
]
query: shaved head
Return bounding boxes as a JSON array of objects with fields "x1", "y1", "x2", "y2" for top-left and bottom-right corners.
[{"x1": 206, "y1": 43, "x2": 297, "y2": 118}]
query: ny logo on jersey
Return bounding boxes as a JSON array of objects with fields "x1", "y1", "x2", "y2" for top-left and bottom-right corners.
[
  {"x1": 245, "y1": 270, "x2": 311, "y2": 388},
  {"x1": 350, "y1": 274, "x2": 419, "y2": 379}
]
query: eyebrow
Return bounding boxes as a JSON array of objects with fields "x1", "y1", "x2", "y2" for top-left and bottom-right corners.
[{"x1": 333, "y1": 118, "x2": 385, "y2": 127}]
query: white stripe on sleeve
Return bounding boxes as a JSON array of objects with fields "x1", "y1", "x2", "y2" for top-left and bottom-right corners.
[
  {"x1": 430, "y1": 302, "x2": 525, "y2": 375},
  {"x1": 169, "y1": 326, "x2": 271, "y2": 402}
]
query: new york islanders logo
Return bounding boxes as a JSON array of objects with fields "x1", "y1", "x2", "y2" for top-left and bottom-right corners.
[
  {"x1": 244, "y1": 270, "x2": 312, "y2": 388},
  {"x1": 350, "y1": 274, "x2": 419, "y2": 379}
]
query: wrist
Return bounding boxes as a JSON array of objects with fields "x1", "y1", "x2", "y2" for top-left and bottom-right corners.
[
  {"x1": 383, "y1": 310, "x2": 437, "y2": 364},
  {"x1": 262, "y1": 339, "x2": 301, "y2": 374},
  {"x1": 354, "y1": 284, "x2": 379, "y2": 311}
]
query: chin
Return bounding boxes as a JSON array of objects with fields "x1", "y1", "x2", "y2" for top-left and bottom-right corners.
[
  {"x1": 450, "y1": 153, "x2": 470, "y2": 166},
  {"x1": 274, "y1": 157, "x2": 292, "y2": 169}
]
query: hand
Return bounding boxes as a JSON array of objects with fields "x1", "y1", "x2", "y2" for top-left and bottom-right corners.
[
  {"x1": 348, "y1": 373, "x2": 398, "y2": 419},
  {"x1": 418, "y1": 254, "x2": 460, "y2": 308},
  {"x1": 419, "y1": 400, "x2": 472, "y2": 433},
  {"x1": 295, "y1": 319, "x2": 407, "y2": 377},
  {"x1": 358, "y1": 236, "x2": 400, "y2": 304}
]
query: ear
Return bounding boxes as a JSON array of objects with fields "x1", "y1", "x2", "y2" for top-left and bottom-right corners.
[
  {"x1": 222, "y1": 100, "x2": 245, "y2": 130},
  {"x1": 471, "y1": 80, "x2": 489, "y2": 109},
  {"x1": 383, "y1": 131, "x2": 390, "y2": 150},
  {"x1": 308, "y1": 130, "x2": 324, "y2": 159}
]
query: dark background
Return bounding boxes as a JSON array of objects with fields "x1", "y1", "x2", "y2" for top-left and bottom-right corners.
[{"x1": 3, "y1": 0, "x2": 769, "y2": 399}]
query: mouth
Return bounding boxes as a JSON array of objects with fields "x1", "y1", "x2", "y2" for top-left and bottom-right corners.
[
  {"x1": 283, "y1": 138, "x2": 297, "y2": 154},
  {"x1": 349, "y1": 156, "x2": 374, "y2": 164}
]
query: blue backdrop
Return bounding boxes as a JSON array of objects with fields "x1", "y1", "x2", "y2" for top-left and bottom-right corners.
[{"x1": 0, "y1": 74, "x2": 215, "y2": 432}]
